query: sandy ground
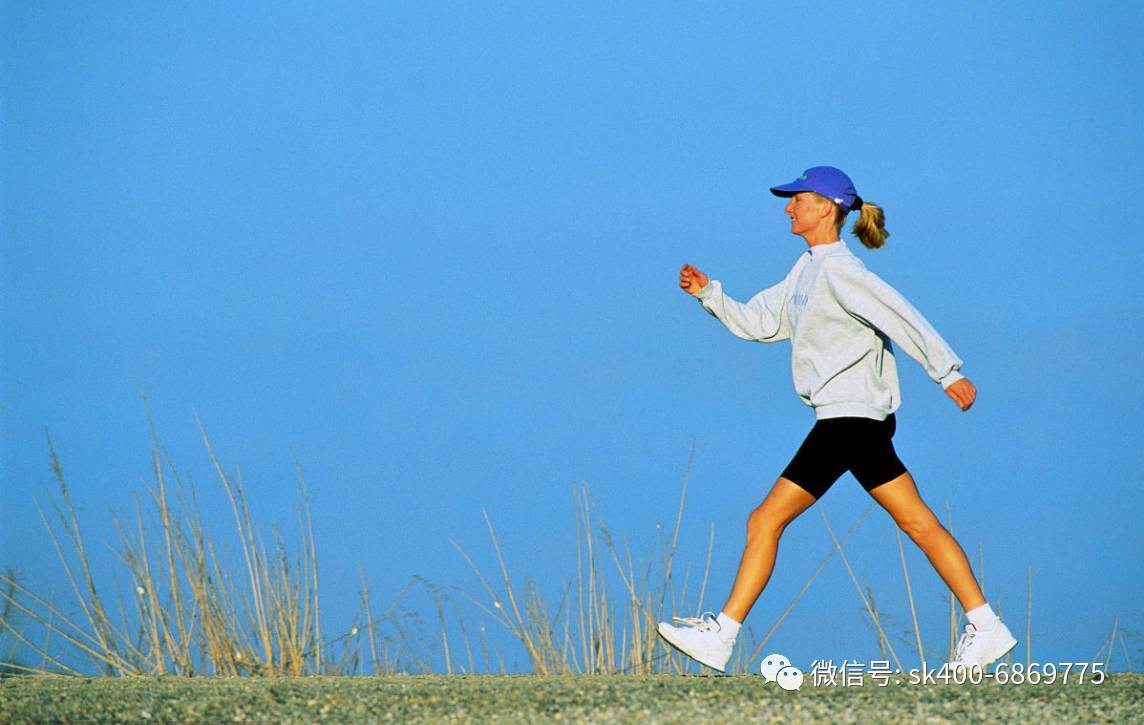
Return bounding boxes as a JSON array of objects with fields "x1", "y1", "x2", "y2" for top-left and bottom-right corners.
[{"x1": 2, "y1": 673, "x2": 1142, "y2": 723}]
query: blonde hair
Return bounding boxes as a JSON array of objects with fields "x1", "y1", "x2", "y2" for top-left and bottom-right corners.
[{"x1": 833, "y1": 198, "x2": 890, "y2": 250}]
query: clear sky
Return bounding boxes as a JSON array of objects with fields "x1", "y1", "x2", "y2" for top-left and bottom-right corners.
[{"x1": 3, "y1": 2, "x2": 1142, "y2": 672}]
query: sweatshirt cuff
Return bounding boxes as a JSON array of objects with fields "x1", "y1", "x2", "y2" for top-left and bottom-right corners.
[{"x1": 939, "y1": 370, "x2": 965, "y2": 389}]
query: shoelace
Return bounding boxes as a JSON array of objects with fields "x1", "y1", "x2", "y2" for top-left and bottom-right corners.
[
  {"x1": 953, "y1": 624, "x2": 977, "y2": 660},
  {"x1": 671, "y1": 612, "x2": 719, "y2": 633}
]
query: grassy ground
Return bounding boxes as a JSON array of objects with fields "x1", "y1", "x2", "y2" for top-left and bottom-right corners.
[{"x1": 2, "y1": 674, "x2": 1141, "y2": 723}]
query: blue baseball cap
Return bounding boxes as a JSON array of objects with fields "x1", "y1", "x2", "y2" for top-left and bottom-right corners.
[{"x1": 770, "y1": 166, "x2": 863, "y2": 212}]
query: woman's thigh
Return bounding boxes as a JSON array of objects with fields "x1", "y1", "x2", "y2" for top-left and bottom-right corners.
[
  {"x1": 865, "y1": 471, "x2": 938, "y2": 529},
  {"x1": 751, "y1": 477, "x2": 818, "y2": 530}
]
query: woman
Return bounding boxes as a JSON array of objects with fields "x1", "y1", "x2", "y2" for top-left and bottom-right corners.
[{"x1": 657, "y1": 166, "x2": 1015, "y2": 673}]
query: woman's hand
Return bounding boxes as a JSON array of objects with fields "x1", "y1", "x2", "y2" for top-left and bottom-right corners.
[
  {"x1": 679, "y1": 264, "x2": 709, "y2": 296},
  {"x1": 945, "y1": 378, "x2": 977, "y2": 411}
]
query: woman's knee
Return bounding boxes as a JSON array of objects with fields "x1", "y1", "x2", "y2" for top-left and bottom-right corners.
[
  {"x1": 898, "y1": 513, "x2": 945, "y2": 548},
  {"x1": 746, "y1": 478, "x2": 815, "y2": 542},
  {"x1": 746, "y1": 504, "x2": 787, "y2": 541}
]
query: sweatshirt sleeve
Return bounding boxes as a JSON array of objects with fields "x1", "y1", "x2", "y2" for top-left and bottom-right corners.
[
  {"x1": 694, "y1": 275, "x2": 792, "y2": 343},
  {"x1": 825, "y1": 260, "x2": 965, "y2": 388}
]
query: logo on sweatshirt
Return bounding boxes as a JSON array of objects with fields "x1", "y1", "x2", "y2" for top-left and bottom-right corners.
[{"x1": 791, "y1": 293, "x2": 809, "y2": 306}]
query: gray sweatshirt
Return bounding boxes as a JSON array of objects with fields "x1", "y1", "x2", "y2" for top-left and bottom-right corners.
[{"x1": 695, "y1": 240, "x2": 964, "y2": 421}]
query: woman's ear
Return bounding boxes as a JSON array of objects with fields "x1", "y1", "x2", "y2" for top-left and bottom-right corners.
[{"x1": 816, "y1": 194, "x2": 835, "y2": 220}]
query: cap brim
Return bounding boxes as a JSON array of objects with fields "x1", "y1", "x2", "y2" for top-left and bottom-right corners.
[{"x1": 769, "y1": 181, "x2": 811, "y2": 197}]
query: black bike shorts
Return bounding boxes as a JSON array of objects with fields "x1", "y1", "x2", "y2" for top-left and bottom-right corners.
[{"x1": 780, "y1": 414, "x2": 907, "y2": 499}]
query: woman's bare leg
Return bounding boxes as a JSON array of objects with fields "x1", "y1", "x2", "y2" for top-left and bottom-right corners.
[
  {"x1": 868, "y1": 471, "x2": 986, "y2": 610},
  {"x1": 721, "y1": 477, "x2": 817, "y2": 622}
]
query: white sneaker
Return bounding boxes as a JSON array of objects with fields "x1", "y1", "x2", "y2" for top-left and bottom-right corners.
[
  {"x1": 656, "y1": 612, "x2": 734, "y2": 673},
  {"x1": 948, "y1": 621, "x2": 1017, "y2": 671}
]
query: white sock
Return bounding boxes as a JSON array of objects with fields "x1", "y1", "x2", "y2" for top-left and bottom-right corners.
[
  {"x1": 716, "y1": 612, "x2": 741, "y2": 642},
  {"x1": 966, "y1": 603, "x2": 998, "y2": 631}
]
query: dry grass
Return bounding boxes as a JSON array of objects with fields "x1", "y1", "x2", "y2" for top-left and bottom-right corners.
[
  {"x1": 446, "y1": 466, "x2": 1135, "y2": 676},
  {"x1": 448, "y1": 443, "x2": 725, "y2": 675},
  {"x1": 448, "y1": 449, "x2": 963, "y2": 675},
  {"x1": 2, "y1": 424, "x2": 1137, "y2": 677},
  {"x1": 0, "y1": 411, "x2": 423, "y2": 677}
]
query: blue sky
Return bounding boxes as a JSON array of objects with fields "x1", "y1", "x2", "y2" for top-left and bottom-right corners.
[{"x1": 3, "y1": 2, "x2": 1142, "y2": 672}]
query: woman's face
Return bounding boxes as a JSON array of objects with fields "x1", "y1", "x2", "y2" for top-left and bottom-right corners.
[{"x1": 784, "y1": 192, "x2": 830, "y2": 238}]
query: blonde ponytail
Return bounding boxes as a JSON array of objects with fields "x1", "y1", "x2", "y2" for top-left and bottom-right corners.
[{"x1": 851, "y1": 200, "x2": 890, "y2": 250}]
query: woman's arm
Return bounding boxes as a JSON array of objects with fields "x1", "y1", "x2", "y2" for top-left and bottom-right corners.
[
  {"x1": 680, "y1": 262, "x2": 795, "y2": 343},
  {"x1": 825, "y1": 260, "x2": 976, "y2": 409}
]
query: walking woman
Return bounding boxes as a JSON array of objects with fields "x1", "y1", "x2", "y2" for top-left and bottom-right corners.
[{"x1": 657, "y1": 166, "x2": 1015, "y2": 673}]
